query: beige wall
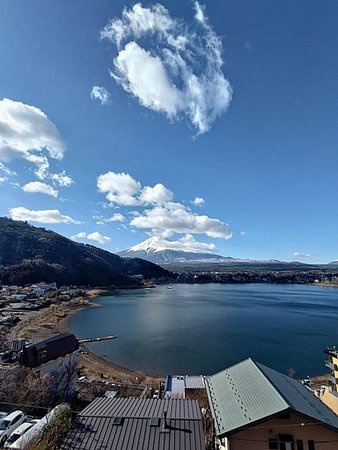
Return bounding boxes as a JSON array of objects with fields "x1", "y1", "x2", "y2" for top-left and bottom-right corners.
[{"x1": 226, "y1": 412, "x2": 338, "y2": 450}]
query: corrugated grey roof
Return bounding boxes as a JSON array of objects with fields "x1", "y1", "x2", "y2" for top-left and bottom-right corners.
[
  {"x1": 206, "y1": 358, "x2": 338, "y2": 437},
  {"x1": 185, "y1": 376, "x2": 205, "y2": 389},
  {"x1": 257, "y1": 362, "x2": 338, "y2": 429},
  {"x1": 61, "y1": 398, "x2": 205, "y2": 450}
]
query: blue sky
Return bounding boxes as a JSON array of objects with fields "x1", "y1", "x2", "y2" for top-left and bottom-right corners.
[{"x1": 0, "y1": 0, "x2": 337, "y2": 263}]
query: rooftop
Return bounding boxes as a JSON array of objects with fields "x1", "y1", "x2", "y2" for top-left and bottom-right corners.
[
  {"x1": 206, "y1": 358, "x2": 338, "y2": 437},
  {"x1": 61, "y1": 397, "x2": 205, "y2": 450}
]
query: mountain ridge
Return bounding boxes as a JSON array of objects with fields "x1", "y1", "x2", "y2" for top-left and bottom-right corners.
[{"x1": 0, "y1": 218, "x2": 171, "y2": 286}]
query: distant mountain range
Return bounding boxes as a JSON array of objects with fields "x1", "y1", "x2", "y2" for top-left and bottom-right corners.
[
  {"x1": 0, "y1": 218, "x2": 171, "y2": 286},
  {"x1": 118, "y1": 236, "x2": 333, "y2": 269}
]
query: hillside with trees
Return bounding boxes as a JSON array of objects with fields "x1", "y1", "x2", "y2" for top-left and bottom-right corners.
[{"x1": 0, "y1": 218, "x2": 171, "y2": 286}]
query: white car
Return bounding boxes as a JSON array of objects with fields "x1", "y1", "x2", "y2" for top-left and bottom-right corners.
[
  {"x1": 153, "y1": 389, "x2": 159, "y2": 399},
  {"x1": 4, "y1": 423, "x2": 34, "y2": 448},
  {"x1": 0, "y1": 411, "x2": 26, "y2": 445}
]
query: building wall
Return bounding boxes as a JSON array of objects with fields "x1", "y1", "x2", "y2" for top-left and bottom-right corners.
[
  {"x1": 35, "y1": 350, "x2": 79, "y2": 400},
  {"x1": 226, "y1": 412, "x2": 338, "y2": 450},
  {"x1": 319, "y1": 388, "x2": 338, "y2": 415},
  {"x1": 327, "y1": 354, "x2": 338, "y2": 392}
]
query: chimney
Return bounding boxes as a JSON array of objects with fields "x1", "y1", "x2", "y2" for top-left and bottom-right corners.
[{"x1": 161, "y1": 410, "x2": 169, "y2": 432}]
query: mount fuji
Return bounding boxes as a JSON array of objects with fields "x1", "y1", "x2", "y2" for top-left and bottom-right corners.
[{"x1": 117, "y1": 236, "x2": 287, "y2": 266}]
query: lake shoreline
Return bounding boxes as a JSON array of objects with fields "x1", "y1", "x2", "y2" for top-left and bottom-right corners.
[{"x1": 8, "y1": 289, "x2": 161, "y2": 387}]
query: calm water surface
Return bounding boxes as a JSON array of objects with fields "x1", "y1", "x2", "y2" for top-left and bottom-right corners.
[{"x1": 70, "y1": 284, "x2": 338, "y2": 377}]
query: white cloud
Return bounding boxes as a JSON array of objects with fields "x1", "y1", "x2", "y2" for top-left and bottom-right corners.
[
  {"x1": 139, "y1": 183, "x2": 173, "y2": 205},
  {"x1": 292, "y1": 251, "x2": 311, "y2": 259},
  {"x1": 192, "y1": 196, "x2": 204, "y2": 207},
  {"x1": 101, "y1": 2, "x2": 232, "y2": 134},
  {"x1": 97, "y1": 171, "x2": 232, "y2": 239},
  {"x1": 142, "y1": 234, "x2": 216, "y2": 252},
  {"x1": 0, "y1": 98, "x2": 75, "y2": 186},
  {"x1": 106, "y1": 213, "x2": 126, "y2": 222},
  {"x1": 90, "y1": 86, "x2": 111, "y2": 105},
  {"x1": 114, "y1": 42, "x2": 182, "y2": 116},
  {"x1": 9, "y1": 207, "x2": 80, "y2": 224},
  {"x1": 71, "y1": 231, "x2": 111, "y2": 245},
  {"x1": 131, "y1": 201, "x2": 232, "y2": 239},
  {"x1": 240, "y1": 230, "x2": 247, "y2": 237},
  {"x1": 25, "y1": 154, "x2": 50, "y2": 180},
  {"x1": 0, "y1": 177, "x2": 5, "y2": 183},
  {"x1": 22, "y1": 181, "x2": 58, "y2": 198},
  {"x1": 0, "y1": 98, "x2": 65, "y2": 160},
  {"x1": 0, "y1": 162, "x2": 16, "y2": 177},
  {"x1": 50, "y1": 170, "x2": 74, "y2": 187},
  {"x1": 194, "y1": 1, "x2": 206, "y2": 24},
  {"x1": 97, "y1": 171, "x2": 141, "y2": 206}
]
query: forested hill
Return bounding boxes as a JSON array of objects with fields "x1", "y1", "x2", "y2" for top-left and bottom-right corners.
[{"x1": 0, "y1": 218, "x2": 171, "y2": 286}]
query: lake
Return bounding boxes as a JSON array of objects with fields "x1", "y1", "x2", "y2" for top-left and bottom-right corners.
[{"x1": 70, "y1": 283, "x2": 338, "y2": 378}]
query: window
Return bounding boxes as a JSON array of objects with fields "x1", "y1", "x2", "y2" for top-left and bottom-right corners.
[
  {"x1": 11, "y1": 415, "x2": 21, "y2": 425},
  {"x1": 38, "y1": 349, "x2": 47, "y2": 359},
  {"x1": 308, "y1": 441, "x2": 315, "y2": 450},
  {"x1": 269, "y1": 439, "x2": 278, "y2": 449},
  {"x1": 296, "y1": 440, "x2": 303, "y2": 450},
  {"x1": 113, "y1": 416, "x2": 123, "y2": 426}
]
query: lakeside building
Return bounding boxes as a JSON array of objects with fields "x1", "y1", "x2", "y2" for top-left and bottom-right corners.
[
  {"x1": 61, "y1": 397, "x2": 206, "y2": 450},
  {"x1": 20, "y1": 333, "x2": 79, "y2": 400},
  {"x1": 316, "y1": 347, "x2": 338, "y2": 415},
  {"x1": 164, "y1": 375, "x2": 206, "y2": 399},
  {"x1": 0, "y1": 333, "x2": 79, "y2": 401},
  {"x1": 205, "y1": 358, "x2": 338, "y2": 450}
]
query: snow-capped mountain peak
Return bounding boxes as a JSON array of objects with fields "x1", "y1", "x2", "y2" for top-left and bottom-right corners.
[{"x1": 127, "y1": 236, "x2": 168, "y2": 254}]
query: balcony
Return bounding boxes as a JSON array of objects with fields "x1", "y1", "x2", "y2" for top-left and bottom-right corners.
[
  {"x1": 326, "y1": 361, "x2": 334, "y2": 371},
  {"x1": 328, "y1": 375, "x2": 337, "y2": 386}
]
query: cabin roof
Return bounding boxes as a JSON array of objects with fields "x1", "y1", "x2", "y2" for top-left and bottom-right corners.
[
  {"x1": 206, "y1": 358, "x2": 338, "y2": 437},
  {"x1": 61, "y1": 397, "x2": 205, "y2": 450}
]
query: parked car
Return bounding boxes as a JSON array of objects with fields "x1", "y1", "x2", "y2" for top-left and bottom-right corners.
[
  {"x1": 4, "y1": 423, "x2": 34, "y2": 448},
  {"x1": 153, "y1": 389, "x2": 159, "y2": 399},
  {"x1": 0, "y1": 412, "x2": 8, "y2": 420},
  {"x1": 0, "y1": 411, "x2": 26, "y2": 445}
]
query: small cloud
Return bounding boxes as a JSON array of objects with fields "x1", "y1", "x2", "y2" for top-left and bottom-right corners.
[
  {"x1": 244, "y1": 40, "x2": 253, "y2": 51},
  {"x1": 106, "y1": 213, "x2": 126, "y2": 222},
  {"x1": 9, "y1": 207, "x2": 80, "y2": 224},
  {"x1": 191, "y1": 196, "x2": 205, "y2": 207},
  {"x1": 50, "y1": 170, "x2": 74, "y2": 187},
  {"x1": 240, "y1": 230, "x2": 247, "y2": 237},
  {"x1": 22, "y1": 181, "x2": 58, "y2": 198},
  {"x1": 292, "y1": 251, "x2": 311, "y2": 259},
  {"x1": 0, "y1": 176, "x2": 5, "y2": 183},
  {"x1": 90, "y1": 86, "x2": 111, "y2": 105},
  {"x1": 71, "y1": 231, "x2": 111, "y2": 245}
]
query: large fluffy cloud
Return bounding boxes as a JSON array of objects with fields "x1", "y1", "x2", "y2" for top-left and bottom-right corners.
[
  {"x1": 97, "y1": 171, "x2": 141, "y2": 206},
  {"x1": 9, "y1": 207, "x2": 80, "y2": 224},
  {"x1": 22, "y1": 181, "x2": 58, "y2": 198},
  {"x1": 97, "y1": 171, "x2": 232, "y2": 240},
  {"x1": 131, "y1": 201, "x2": 232, "y2": 238},
  {"x1": 0, "y1": 98, "x2": 65, "y2": 161},
  {"x1": 101, "y1": 2, "x2": 232, "y2": 134},
  {"x1": 71, "y1": 231, "x2": 111, "y2": 245},
  {"x1": 0, "y1": 98, "x2": 74, "y2": 189}
]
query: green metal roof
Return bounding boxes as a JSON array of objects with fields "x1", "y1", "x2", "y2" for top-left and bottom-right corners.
[{"x1": 206, "y1": 358, "x2": 338, "y2": 437}]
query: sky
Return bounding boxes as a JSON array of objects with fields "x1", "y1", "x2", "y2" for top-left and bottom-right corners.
[{"x1": 0, "y1": 0, "x2": 338, "y2": 263}]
